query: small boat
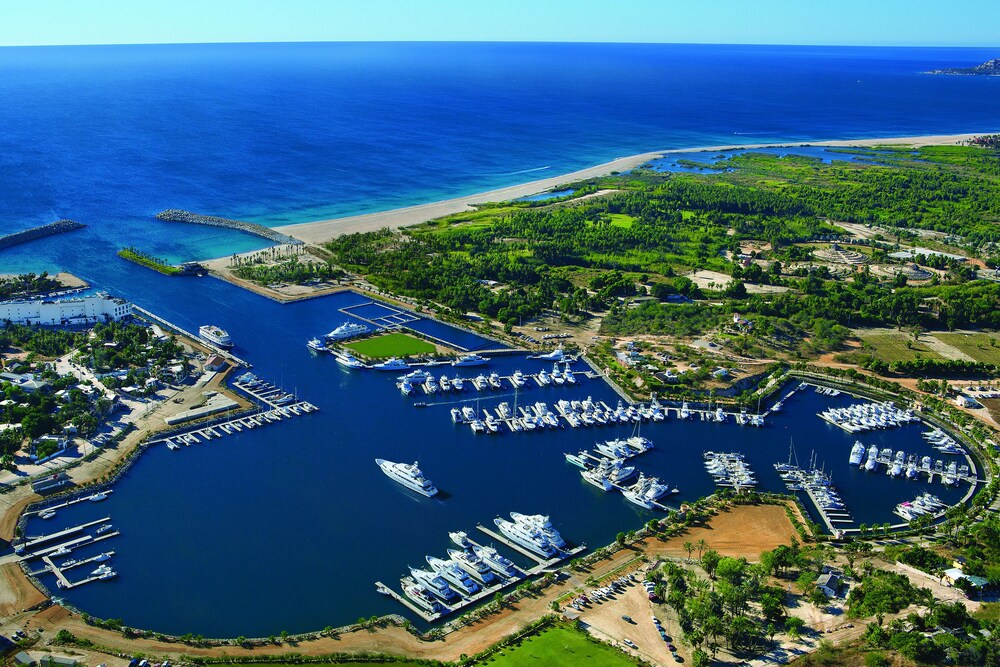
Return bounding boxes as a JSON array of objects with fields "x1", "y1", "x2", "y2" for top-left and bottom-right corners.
[
  {"x1": 50, "y1": 547, "x2": 71, "y2": 556},
  {"x1": 93, "y1": 552, "x2": 112, "y2": 562},
  {"x1": 88, "y1": 492, "x2": 108, "y2": 502},
  {"x1": 39, "y1": 509, "x2": 57, "y2": 520},
  {"x1": 307, "y1": 338, "x2": 328, "y2": 353},
  {"x1": 95, "y1": 523, "x2": 114, "y2": 535}
]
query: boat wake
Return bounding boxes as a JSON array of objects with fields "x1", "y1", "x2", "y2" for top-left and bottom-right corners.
[{"x1": 493, "y1": 165, "x2": 551, "y2": 176}]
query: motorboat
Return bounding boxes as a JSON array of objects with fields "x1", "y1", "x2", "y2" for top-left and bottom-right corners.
[
  {"x1": 401, "y1": 581, "x2": 444, "y2": 613},
  {"x1": 408, "y1": 566, "x2": 460, "y2": 602},
  {"x1": 447, "y1": 548, "x2": 498, "y2": 585},
  {"x1": 426, "y1": 555, "x2": 480, "y2": 595},
  {"x1": 334, "y1": 351, "x2": 368, "y2": 369},
  {"x1": 306, "y1": 338, "x2": 327, "y2": 353},
  {"x1": 537, "y1": 346, "x2": 565, "y2": 361},
  {"x1": 849, "y1": 441, "x2": 865, "y2": 466}
]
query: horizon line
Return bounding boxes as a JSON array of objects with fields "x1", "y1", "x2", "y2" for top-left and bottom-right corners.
[{"x1": 1, "y1": 39, "x2": 998, "y2": 50}]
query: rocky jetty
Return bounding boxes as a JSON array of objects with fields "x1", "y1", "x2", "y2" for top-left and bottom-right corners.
[
  {"x1": 927, "y1": 58, "x2": 1000, "y2": 76},
  {"x1": 156, "y1": 209, "x2": 302, "y2": 246},
  {"x1": 0, "y1": 219, "x2": 85, "y2": 251}
]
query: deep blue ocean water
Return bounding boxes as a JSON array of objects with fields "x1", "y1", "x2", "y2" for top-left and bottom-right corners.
[{"x1": 2, "y1": 42, "x2": 996, "y2": 636}]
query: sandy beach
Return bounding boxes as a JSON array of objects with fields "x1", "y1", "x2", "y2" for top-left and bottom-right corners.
[{"x1": 272, "y1": 131, "x2": 995, "y2": 245}]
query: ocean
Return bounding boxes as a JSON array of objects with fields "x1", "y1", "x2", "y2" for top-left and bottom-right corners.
[{"x1": 2, "y1": 42, "x2": 996, "y2": 636}]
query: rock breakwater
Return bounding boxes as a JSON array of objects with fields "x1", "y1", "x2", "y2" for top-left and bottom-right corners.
[
  {"x1": 0, "y1": 219, "x2": 85, "y2": 251},
  {"x1": 156, "y1": 209, "x2": 303, "y2": 245}
]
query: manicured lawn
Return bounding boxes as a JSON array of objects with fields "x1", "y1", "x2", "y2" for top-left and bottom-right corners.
[
  {"x1": 860, "y1": 333, "x2": 943, "y2": 363},
  {"x1": 975, "y1": 602, "x2": 1000, "y2": 622},
  {"x1": 483, "y1": 625, "x2": 633, "y2": 667},
  {"x1": 934, "y1": 333, "x2": 1000, "y2": 365},
  {"x1": 344, "y1": 332, "x2": 436, "y2": 358}
]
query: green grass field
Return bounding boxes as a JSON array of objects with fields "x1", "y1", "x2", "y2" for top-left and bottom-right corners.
[
  {"x1": 860, "y1": 333, "x2": 944, "y2": 363},
  {"x1": 934, "y1": 333, "x2": 1000, "y2": 365},
  {"x1": 344, "y1": 332, "x2": 436, "y2": 358},
  {"x1": 483, "y1": 625, "x2": 633, "y2": 667}
]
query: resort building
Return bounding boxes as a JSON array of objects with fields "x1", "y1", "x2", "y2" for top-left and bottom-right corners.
[{"x1": 0, "y1": 292, "x2": 131, "y2": 326}]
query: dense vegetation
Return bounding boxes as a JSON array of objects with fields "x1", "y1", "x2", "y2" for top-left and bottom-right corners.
[
  {"x1": 322, "y1": 145, "x2": 1000, "y2": 350},
  {"x1": 117, "y1": 247, "x2": 180, "y2": 275},
  {"x1": 0, "y1": 272, "x2": 63, "y2": 300},
  {"x1": 233, "y1": 257, "x2": 345, "y2": 286}
]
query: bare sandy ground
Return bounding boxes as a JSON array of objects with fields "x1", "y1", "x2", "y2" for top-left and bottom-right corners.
[{"x1": 265, "y1": 132, "x2": 994, "y2": 246}]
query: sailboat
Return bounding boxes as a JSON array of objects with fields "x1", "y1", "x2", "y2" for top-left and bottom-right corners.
[{"x1": 774, "y1": 439, "x2": 798, "y2": 472}]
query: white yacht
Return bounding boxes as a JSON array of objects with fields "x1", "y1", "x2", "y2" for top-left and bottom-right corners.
[
  {"x1": 399, "y1": 378, "x2": 415, "y2": 395},
  {"x1": 408, "y1": 566, "x2": 460, "y2": 602},
  {"x1": 452, "y1": 353, "x2": 488, "y2": 367},
  {"x1": 494, "y1": 517, "x2": 557, "y2": 558},
  {"x1": 450, "y1": 408, "x2": 463, "y2": 423},
  {"x1": 325, "y1": 321, "x2": 370, "y2": 341},
  {"x1": 198, "y1": 325, "x2": 233, "y2": 349},
  {"x1": 472, "y1": 544, "x2": 519, "y2": 577},
  {"x1": 401, "y1": 581, "x2": 444, "y2": 613},
  {"x1": 864, "y1": 445, "x2": 880, "y2": 472},
  {"x1": 563, "y1": 362, "x2": 576, "y2": 384},
  {"x1": 93, "y1": 552, "x2": 112, "y2": 562},
  {"x1": 447, "y1": 548, "x2": 498, "y2": 585},
  {"x1": 449, "y1": 530, "x2": 472, "y2": 549},
  {"x1": 849, "y1": 441, "x2": 866, "y2": 466},
  {"x1": 334, "y1": 351, "x2": 368, "y2": 369},
  {"x1": 39, "y1": 509, "x2": 56, "y2": 520},
  {"x1": 510, "y1": 512, "x2": 566, "y2": 548},
  {"x1": 307, "y1": 338, "x2": 328, "y2": 353},
  {"x1": 88, "y1": 492, "x2": 108, "y2": 502},
  {"x1": 538, "y1": 346, "x2": 565, "y2": 361},
  {"x1": 537, "y1": 369, "x2": 551, "y2": 386},
  {"x1": 461, "y1": 406, "x2": 477, "y2": 421},
  {"x1": 488, "y1": 372, "x2": 502, "y2": 389},
  {"x1": 426, "y1": 555, "x2": 480, "y2": 595},
  {"x1": 581, "y1": 464, "x2": 616, "y2": 492},
  {"x1": 375, "y1": 459, "x2": 439, "y2": 497},
  {"x1": 372, "y1": 357, "x2": 409, "y2": 371}
]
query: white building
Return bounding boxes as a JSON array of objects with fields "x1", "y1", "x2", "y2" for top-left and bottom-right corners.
[{"x1": 0, "y1": 292, "x2": 131, "y2": 326}]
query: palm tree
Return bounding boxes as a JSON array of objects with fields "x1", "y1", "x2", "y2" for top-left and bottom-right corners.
[
  {"x1": 696, "y1": 538, "x2": 708, "y2": 559},
  {"x1": 683, "y1": 541, "x2": 694, "y2": 562}
]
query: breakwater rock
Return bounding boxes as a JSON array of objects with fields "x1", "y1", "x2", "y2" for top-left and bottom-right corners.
[
  {"x1": 0, "y1": 219, "x2": 85, "y2": 251},
  {"x1": 156, "y1": 209, "x2": 303, "y2": 245}
]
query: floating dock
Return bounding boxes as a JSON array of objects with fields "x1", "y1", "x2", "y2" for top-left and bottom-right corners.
[{"x1": 27, "y1": 491, "x2": 114, "y2": 518}]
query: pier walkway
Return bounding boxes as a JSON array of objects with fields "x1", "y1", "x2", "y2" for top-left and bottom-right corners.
[
  {"x1": 27, "y1": 491, "x2": 114, "y2": 518},
  {"x1": 15, "y1": 516, "x2": 110, "y2": 554}
]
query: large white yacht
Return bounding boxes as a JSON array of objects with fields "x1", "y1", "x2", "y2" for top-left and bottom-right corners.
[
  {"x1": 408, "y1": 566, "x2": 459, "y2": 602},
  {"x1": 426, "y1": 555, "x2": 480, "y2": 595},
  {"x1": 538, "y1": 346, "x2": 565, "y2": 361},
  {"x1": 472, "y1": 544, "x2": 519, "y2": 578},
  {"x1": 198, "y1": 325, "x2": 233, "y2": 349},
  {"x1": 325, "y1": 321, "x2": 370, "y2": 340},
  {"x1": 494, "y1": 517, "x2": 557, "y2": 558},
  {"x1": 401, "y1": 581, "x2": 444, "y2": 613},
  {"x1": 510, "y1": 512, "x2": 565, "y2": 548},
  {"x1": 864, "y1": 444, "x2": 880, "y2": 472},
  {"x1": 306, "y1": 338, "x2": 328, "y2": 353},
  {"x1": 447, "y1": 548, "x2": 498, "y2": 585},
  {"x1": 452, "y1": 353, "x2": 488, "y2": 367},
  {"x1": 372, "y1": 357, "x2": 409, "y2": 371},
  {"x1": 334, "y1": 351, "x2": 368, "y2": 369},
  {"x1": 375, "y1": 459, "x2": 439, "y2": 496}
]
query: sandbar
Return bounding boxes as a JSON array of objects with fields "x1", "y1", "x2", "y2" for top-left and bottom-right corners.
[{"x1": 271, "y1": 131, "x2": 996, "y2": 245}]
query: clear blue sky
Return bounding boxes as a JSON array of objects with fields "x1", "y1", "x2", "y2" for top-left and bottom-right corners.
[{"x1": 2, "y1": 0, "x2": 998, "y2": 47}]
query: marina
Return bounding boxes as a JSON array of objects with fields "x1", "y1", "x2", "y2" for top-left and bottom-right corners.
[
  {"x1": 26, "y1": 491, "x2": 115, "y2": 518},
  {"x1": 376, "y1": 519, "x2": 585, "y2": 623}
]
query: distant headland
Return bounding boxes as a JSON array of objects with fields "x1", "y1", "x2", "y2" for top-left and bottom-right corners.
[{"x1": 926, "y1": 58, "x2": 1000, "y2": 76}]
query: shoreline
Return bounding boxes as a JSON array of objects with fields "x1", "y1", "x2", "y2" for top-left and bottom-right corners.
[{"x1": 267, "y1": 131, "x2": 998, "y2": 246}]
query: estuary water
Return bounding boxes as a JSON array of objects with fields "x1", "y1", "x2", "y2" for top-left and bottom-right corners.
[{"x1": 1, "y1": 42, "x2": 995, "y2": 636}]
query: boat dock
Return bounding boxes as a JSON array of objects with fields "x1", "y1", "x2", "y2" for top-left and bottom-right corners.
[
  {"x1": 377, "y1": 529, "x2": 586, "y2": 624},
  {"x1": 15, "y1": 516, "x2": 111, "y2": 554},
  {"x1": 27, "y1": 491, "x2": 114, "y2": 518},
  {"x1": 147, "y1": 400, "x2": 319, "y2": 450},
  {"x1": 27, "y1": 551, "x2": 115, "y2": 577},
  {"x1": 476, "y1": 523, "x2": 587, "y2": 568}
]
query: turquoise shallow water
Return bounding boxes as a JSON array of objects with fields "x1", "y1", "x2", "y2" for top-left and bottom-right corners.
[{"x1": 1, "y1": 42, "x2": 994, "y2": 636}]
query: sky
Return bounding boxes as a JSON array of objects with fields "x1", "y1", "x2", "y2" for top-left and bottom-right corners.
[{"x1": 2, "y1": 0, "x2": 999, "y2": 48}]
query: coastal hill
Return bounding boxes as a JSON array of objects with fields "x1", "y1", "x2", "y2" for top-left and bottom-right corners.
[{"x1": 927, "y1": 58, "x2": 1000, "y2": 75}]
